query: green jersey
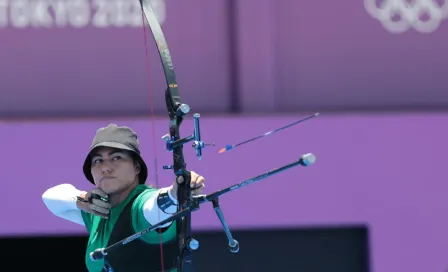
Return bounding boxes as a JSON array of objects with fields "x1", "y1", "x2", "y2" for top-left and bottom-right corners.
[{"x1": 81, "y1": 185, "x2": 178, "y2": 272}]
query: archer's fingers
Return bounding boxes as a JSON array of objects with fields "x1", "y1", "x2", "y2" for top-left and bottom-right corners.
[
  {"x1": 91, "y1": 188, "x2": 109, "y2": 199},
  {"x1": 89, "y1": 203, "x2": 110, "y2": 216},
  {"x1": 191, "y1": 175, "x2": 205, "y2": 188},
  {"x1": 91, "y1": 198, "x2": 112, "y2": 209},
  {"x1": 86, "y1": 206, "x2": 109, "y2": 219},
  {"x1": 192, "y1": 184, "x2": 205, "y2": 195},
  {"x1": 190, "y1": 171, "x2": 200, "y2": 181},
  {"x1": 176, "y1": 172, "x2": 205, "y2": 186}
]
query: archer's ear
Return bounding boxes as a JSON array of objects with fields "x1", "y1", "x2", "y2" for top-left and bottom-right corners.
[{"x1": 135, "y1": 162, "x2": 141, "y2": 174}]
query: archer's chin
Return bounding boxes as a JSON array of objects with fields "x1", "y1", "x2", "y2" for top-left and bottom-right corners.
[{"x1": 99, "y1": 183, "x2": 119, "y2": 195}]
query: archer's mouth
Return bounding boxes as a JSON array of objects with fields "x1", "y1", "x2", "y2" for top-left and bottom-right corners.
[{"x1": 101, "y1": 177, "x2": 116, "y2": 182}]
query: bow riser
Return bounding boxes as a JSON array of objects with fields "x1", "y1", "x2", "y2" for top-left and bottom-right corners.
[{"x1": 140, "y1": 1, "x2": 195, "y2": 271}]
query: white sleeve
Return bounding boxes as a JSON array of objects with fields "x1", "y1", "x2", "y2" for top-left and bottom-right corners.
[
  {"x1": 142, "y1": 187, "x2": 179, "y2": 228},
  {"x1": 41, "y1": 183, "x2": 85, "y2": 226}
]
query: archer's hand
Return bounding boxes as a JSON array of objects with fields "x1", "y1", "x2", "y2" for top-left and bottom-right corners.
[
  {"x1": 76, "y1": 188, "x2": 111, "y2": 219},
  {"x1": 170, "y1": 171, "x2": 205, "y2": 200}
]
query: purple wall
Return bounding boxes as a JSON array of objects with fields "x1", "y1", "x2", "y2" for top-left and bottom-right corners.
[
  {"x1": 0, "y1": 113, "x2": 447, "y2": 272},
  {"x1": 0, "y1": 0, "x2": 232, "y2": 116},
  {"x1": 238, "y1": 0, "x2": 448, "y2": 111},
  {"x1": 1, "y1": 1, "x2": 447, "y2": 117},
  {"x1": 1, "y1": 0, "x2": 447, "y2": 271}
]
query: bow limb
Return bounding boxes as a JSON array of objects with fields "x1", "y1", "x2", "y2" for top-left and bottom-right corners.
[{"x1": 139, "y1": 1, "x2": 193, "y2": 272}]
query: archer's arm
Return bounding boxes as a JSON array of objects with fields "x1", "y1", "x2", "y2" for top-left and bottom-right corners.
[
  {"x1": 139, "y1": 186, "x2": 178, "y2": 228},
  {"x1": 133, "y1": 171, "x2": 205, "y2": 234},
  {"x1": 42, "y1": 183, "x2": 86, "y2": 226}
]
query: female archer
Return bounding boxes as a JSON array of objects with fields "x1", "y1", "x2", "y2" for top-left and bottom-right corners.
[{"x1": 42, "y1": 123, "x2": 206, "y2": 272}]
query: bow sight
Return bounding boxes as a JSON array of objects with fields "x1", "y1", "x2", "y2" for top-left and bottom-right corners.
[{"x1": 161, "y1": 113, "x2": 215, "y2": 165}]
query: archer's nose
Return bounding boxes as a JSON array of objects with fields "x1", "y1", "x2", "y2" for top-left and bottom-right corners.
[{"x1": 101, "y1": 166, "x2": 112, "y2": 174}]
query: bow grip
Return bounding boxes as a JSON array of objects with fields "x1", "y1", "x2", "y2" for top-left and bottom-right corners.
[{"x1": 176, "y1": 171, "x2": 193, "y2": 205}]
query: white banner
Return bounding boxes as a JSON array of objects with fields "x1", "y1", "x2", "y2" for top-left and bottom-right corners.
[
  {"x1": 364, "y1": 0, "x2": 448, "y2": 33},
  {"x1": 0, "y1": 0, "x2": 166, "y2": 28}
]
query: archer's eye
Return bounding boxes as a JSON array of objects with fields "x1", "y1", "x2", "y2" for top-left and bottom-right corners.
[
  {"x1": 112, "y1": 156, "x2": 122, "y2": 161},
  {"x1": 92, "y1": 158, "x2": 102, "y2": 165}
]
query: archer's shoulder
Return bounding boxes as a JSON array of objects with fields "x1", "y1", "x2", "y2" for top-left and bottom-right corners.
[
  {"x1": 136, "y1": 184, "x2": 158, "y2": 193},
  {"x1": 133, "y1": 184, "x2": 159, "y2": 200},
  {"x1": 130, "y1": 185, "x2": 158, "y2": 210}
]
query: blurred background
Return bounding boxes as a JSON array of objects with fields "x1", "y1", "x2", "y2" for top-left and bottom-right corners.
[{"x1": 1, "y1": 0, "x2": 447, "y2": 271}]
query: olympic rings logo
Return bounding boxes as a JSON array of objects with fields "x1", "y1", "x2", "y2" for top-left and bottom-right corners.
[{"x1": 364, "y1": 0, "x2": 448, "y2": 33}]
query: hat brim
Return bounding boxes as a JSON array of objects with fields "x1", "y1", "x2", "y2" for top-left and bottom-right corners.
[
  {"x1": 90, "y1": 142, "x2": 135, "y2": 152},
  {"x1": 82, "y1": 142, "x2": 148, "y2": 185}
]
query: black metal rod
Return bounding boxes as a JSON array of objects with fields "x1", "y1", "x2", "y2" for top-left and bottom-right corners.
[
  {"x1": 212, "y1": 198, "x2": 239, "y2": 253},
  {"x1": 198, "y1": 154, "x2": 315, "y2": 203}
]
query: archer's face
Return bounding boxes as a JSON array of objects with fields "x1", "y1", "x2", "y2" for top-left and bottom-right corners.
[{"x1": 89, "y1": 147, "x2": 140, "y2": 195}]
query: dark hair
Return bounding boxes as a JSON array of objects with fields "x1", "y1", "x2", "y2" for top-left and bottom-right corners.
[{"x1": 127, "y1": 151, "x2": 156, "y2": 188}]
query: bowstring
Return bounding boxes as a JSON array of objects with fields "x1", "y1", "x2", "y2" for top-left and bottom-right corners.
[{"x1": 141, "y1": 8, "x2": 165, "y2": 272}]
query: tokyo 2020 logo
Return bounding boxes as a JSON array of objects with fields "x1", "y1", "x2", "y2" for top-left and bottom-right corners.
[{"x1": 364, "y1": 0, "x2": 448, "y2": 33}]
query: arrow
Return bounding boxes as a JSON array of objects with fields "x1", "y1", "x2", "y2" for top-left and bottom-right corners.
[{"x1": 218, "y1": 112, "x2": 319, "y2": 154}]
